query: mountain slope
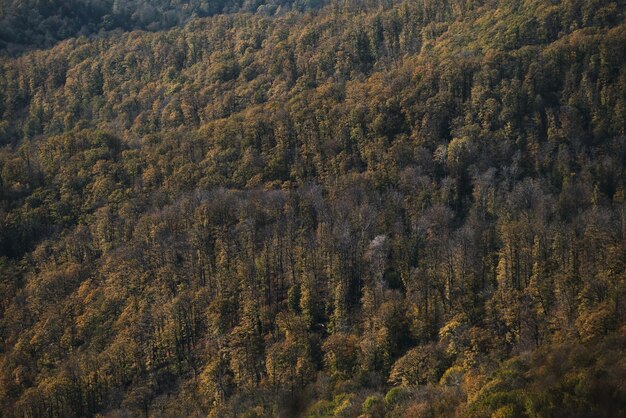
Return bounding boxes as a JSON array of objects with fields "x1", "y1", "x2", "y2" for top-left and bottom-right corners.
[{"x1": 0, "y1": 0, "x2": 625, "y2": 416}]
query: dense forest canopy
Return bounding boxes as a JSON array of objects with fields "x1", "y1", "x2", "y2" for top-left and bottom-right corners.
[
  {"x1": 0, "y1": 0, "x2": 326, "y2": 52},
  {"x1": 0, "y1": 0, "x2": 625, "y2": 416}
]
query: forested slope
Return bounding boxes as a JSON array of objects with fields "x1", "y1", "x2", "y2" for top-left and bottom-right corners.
[
  {"x1": 0, "y1": 0, "x2": 325, "y2": 52},
  {"x1": 0, "y1": 0, "x2": 625, "y2": 416}
]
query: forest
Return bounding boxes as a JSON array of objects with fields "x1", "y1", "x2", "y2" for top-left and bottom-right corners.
[
  {"x1": 0, "y1": 0, "x2": 325, "y2": 52},
  {"x1": 0, "y1": 0, "x2": 625, "y2": 416}
]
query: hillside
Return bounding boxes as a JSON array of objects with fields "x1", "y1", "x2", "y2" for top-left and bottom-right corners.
[
  {"x1": 0, "y1": 0, "x2": 625, "y2": 416},
  {"x1": 0, "y1": 0, "x2": 325, "y2": 52}
]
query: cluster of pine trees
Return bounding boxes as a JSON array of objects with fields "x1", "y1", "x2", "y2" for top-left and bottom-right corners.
[{"x1": 0, "y1": 0, "x2": 625, "y2": 416}]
